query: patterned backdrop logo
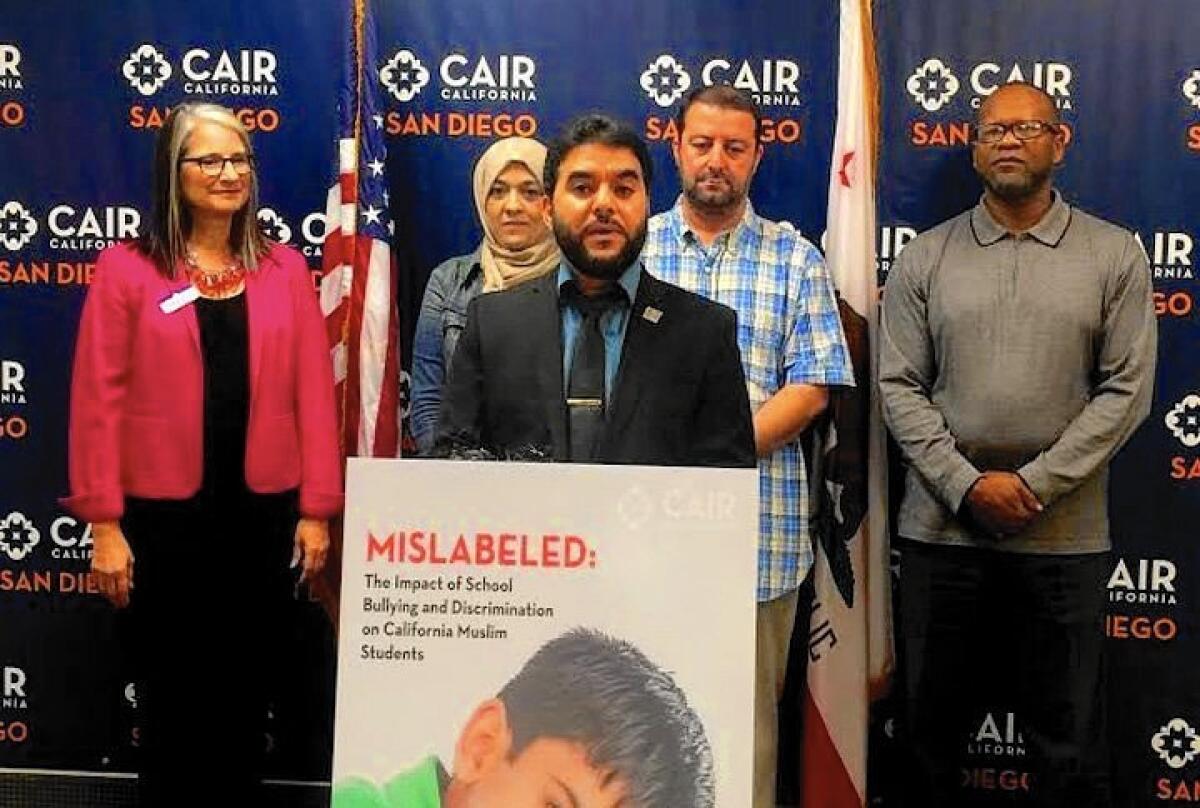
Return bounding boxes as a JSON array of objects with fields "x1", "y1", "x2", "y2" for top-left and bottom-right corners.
[
  {"x1": 638, "y1": 52, "x2": 802, "y2": 109},
  {"x1": 905, "y1": 56, "x2": 1074, "y2": 149},
  {"x1": 1166, "y1": 395, "x2": 1200, "y2": 448},
  {"x1": 0, "y1": 43, "x2": 25, "y2": 127},
  {"x1": 378, "y1": 47, "x2": 540, "y2": 139},
  {"x1": 877, "y1": 224, "x2": 918, "y2": 278},
  {"x1": 1153, "y1": 719, "x2": 1200, "y2": 770},
  {"x1": 0, "y1": 664, "x2": 29, "y2": 746},
  {"x1": 0, "y1": 512, "x2": 40, "y2": 562},
  {"x1": 1, "y1": 359, "x2": 26, "y2": 406},
  {"x1": 380, "y1": 48, "x2": 430, "y2": 102},
  {"x1": 906, "y1": 58, "x2": 959, "y2": 112},
  {"x1": 1168, "y1": 393, "x2": 1200, "y2": 482},
  {"x1": 0, "y1": 201, "x2": 38, "y2": 251},
  {"x1": 380, "y1": 47, "x2": 536, "y2": 104},
  {"x1": 122, "y1": 44, "x2": 172, "y2": 96},
  {"x1": 639, "y1": 53, "x2": 805, "y2": 145},
  {"x1": 0, "y1": 358, "x2": 28, "y2": 441},
  {"x1": 1137, "y1": 229, "x2": 1195, "y2": 281},
  {"x1": 0, "y1": 200, "x2": 141, "y2": 256},
  {"x1": 0, "y1": 43, "x2": 23, "y2": 90},
  {"x1": 962, "y1": 710, "x2": 1031, "y2": 794},
  {"x1": 1184, "y1": 70, "x2": 1200, "y2": 109},
  {"x1": 1107, "y1": 557, "x2": 1180, "y2": 642},
  {"x1": 257, "y1": 207, "x2": 293, "y2": 244},
  {"x1": 121, "y1": 42, "x2": 280, "y2": 99},
  {"x1": 640, "y1": 54, "x2": 692, "y2": 108},
  {"x1": 1, "y1": 666, "x2": 27, "y2": 710},
  {"x1": 1183, "y1": 68, "x2": 1200, "y2": 154}
]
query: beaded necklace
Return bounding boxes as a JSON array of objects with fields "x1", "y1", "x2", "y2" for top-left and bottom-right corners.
[{"x1": 184, "y1": 246, "x2": 245, "y2": 298}]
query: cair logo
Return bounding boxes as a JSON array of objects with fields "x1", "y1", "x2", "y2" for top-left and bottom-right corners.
[
  {"x1": 48, "y1": 516, "x2": 93, "y2": 562},
  {"x1": 121, "y1": 43, "x2": 279, "y2": 98},
  {"x1": 378, "y1": 47, "x2": 539, "y2": 140},
  {"x1": 0, "y1": 511, "x2": 39, "y2": 562},
  {"x1": 1152, "y1": 718, "x2": 1200, "y2": 800},
  {"x1": 1107, "y1": 557, "x2": 1179, "y2": 642},
  {"x1": 1167, "y1": 394, "x2": 1200, "y2": 482},
  {"x1": 380, "y1": 48, "x2": 535, "y2": 104},
  {"x1": 0, "y1": 200, "x2": 141, "y2": 289},
  {"x1": 0, "y1": 665, "x2": 29, "y2": 746},
  {"x1": 257, "y1": 206, "x2": 330, "y2": 282},
  {"x1": 1135, "y1": 229, "x2": 1195, "y2": 282},
  {"x1": 905, "y1": 56, "x2": 1074, "y2": 148},
  {"x1": 1, "y1": 666, "x2": 28, "y2": 711},
  {"x1": 121, "y1": 43, "x2": 282, "y2": 133},
  {"x1": 0, "y1": 43, "x2": 25, "y2": 128},
  {"x1": 962, "y1": 710, "x2": 1031, "y2": 794},
  {"x1": 639, "y1": 53, "x2": 805, "y2": 146},
  {"x1": 0, "y1": 359, "x2": 29, "y2": 442},
  {"x1": 1181, "y1": 69, "x2": 1200, "y2": 153},
  {"x1": 0, "y1": 200, "x2": 140, "y2": 253},
  {"x1": 877, "y1": 224, "x2": 918, "y2": 279},
  {"x1": 0, "y1": 511, "x2": 100, "y2": 597}
]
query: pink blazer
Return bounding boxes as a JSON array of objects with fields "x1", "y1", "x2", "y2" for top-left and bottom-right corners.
[{"x1": 62, "y1": 242, "x2": 343, "y2": 523}]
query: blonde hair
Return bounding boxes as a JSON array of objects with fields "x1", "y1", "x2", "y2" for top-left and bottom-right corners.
[{"x1": 141, "y1": 102, "x2": 271, "y2": 275}]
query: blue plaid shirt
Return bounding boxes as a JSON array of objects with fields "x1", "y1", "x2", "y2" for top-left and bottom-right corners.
[{"x1": 644, "y1": 201, "x2": 854, "y2": 601}]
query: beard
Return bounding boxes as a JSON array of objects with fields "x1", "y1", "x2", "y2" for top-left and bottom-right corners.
[
  {"x1": 979, "y1": 160, "x2": 1054, "y2": 202},
  {"x1": 681, "y1": 167, "x2": 747, "y2": 213},
  {"x1": 553, "y1": 216, "x2": 647, "y2": 282}
]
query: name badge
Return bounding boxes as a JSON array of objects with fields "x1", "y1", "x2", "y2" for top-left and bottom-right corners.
[{"x1": 159, "y1": 285, "x2": 200, "y2": 314}]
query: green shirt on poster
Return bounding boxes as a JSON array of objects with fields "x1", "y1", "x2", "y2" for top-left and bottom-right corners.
[{"x1": 333, "y1": 756, "x2": 446, "y2": 808}]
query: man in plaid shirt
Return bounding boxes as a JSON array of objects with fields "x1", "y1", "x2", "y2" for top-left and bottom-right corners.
[{"x1": 642, "y1": 86, "x2": 853, "y2": 808}]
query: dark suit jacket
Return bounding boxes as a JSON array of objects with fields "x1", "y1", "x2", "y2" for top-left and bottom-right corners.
[{"x1": 435, "y1": 268, "x2": 755, "y2": 468}]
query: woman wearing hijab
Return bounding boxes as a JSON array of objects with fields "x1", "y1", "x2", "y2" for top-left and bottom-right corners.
[
  {"x1": 63, "y1": 102, "x2": 341, "y2": 803},
  {"x1": 410, "y1": 136, "x2": 559, "y2": 452}
]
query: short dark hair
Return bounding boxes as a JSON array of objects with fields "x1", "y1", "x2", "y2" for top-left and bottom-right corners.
[
  {"x1": 498, "y1": 628, "x2": 715, "y2": 807},
  {"x1": 544, "y1": 114, "x2": 653, "y2": 193},
  {"x1": 676, "y1": 85, "x2": 762, "y2": 144},
  {"x1": 975, "y1": 80, "x2": 1062, "y2": 125}
]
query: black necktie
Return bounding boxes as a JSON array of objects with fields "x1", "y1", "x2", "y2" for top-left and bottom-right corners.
[{"x1": 564, "y1": 284, "x2": 624, "y2": 462}]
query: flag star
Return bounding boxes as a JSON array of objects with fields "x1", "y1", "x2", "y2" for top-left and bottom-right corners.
[
  {"x1": 387, "y1": 220, "x2": 395, "y2": 236},
  {"x1": 373, "y1": 114, "x2": 384, "y2": 129},
  {"x1": 382, "y1": 189, "x2": 390, "y2": 204},
  {"x1": 362, "y1": 205, "x2": 383, "y2": 225},
  {"x1": 367, "y1": 158, "x2": 385, "y2": 177}
]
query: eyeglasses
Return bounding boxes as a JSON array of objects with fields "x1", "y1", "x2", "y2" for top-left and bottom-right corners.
[
  {"x1": 973, "y1": 120, "x2": 1059, "y2": 144},
  {"x1": 179, "y1": 154, "x2": 255, "y2": 177}
]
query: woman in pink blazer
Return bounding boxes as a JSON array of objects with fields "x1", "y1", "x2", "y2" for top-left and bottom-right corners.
[{"x1": 64, "y1": 102, "x2": 342, "y2": 804}]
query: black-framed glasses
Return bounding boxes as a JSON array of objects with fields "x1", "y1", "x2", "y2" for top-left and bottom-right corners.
[
  {"x1": 179, "y1": 153, "x2": 255, "y2": 177},
  {"x1": 973, "y1": 120, "x2": 1059, "y2": 144}
]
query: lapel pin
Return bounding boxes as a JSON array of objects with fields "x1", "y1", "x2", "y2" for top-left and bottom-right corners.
[{"x1": 642, "y1": 306, "x2": 663, "y2": 324}]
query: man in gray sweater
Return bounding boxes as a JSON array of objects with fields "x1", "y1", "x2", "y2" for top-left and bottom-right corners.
[{"x1": 880, "y1": 81, "x2": 1156, "y2": 807}]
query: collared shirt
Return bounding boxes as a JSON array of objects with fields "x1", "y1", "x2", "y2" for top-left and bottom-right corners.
[
  {"x1": 879, "y1": 192, "x2": 1156, "y2": 553},
  {"x1": 411, "y1": 251, "x2": 484, "y2": 453},
  {"x1": 644, "y1": 200, "x2": 854, "y2": 601},
  {"x1": 556, "y1": 260, "x2": 641, "y2": 402}
]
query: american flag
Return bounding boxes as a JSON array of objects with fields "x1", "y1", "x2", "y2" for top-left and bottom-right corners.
[{"x1": 319, "y1": 0, "x2": 400, "y2": 459}]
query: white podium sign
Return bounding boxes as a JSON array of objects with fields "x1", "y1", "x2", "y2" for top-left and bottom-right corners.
[{"x1": 332, "y1": 459, "x2": 757, "y2": 808}]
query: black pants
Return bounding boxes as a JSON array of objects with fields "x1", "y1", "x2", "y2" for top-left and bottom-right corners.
[
  {"x1": 899, "y1": 540, "x2": 1111, "y2": 807},
  {"x1": 122, "y1": 490, "x2": 297, "y2": 807}
]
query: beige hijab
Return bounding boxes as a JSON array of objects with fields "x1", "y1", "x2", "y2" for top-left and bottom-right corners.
[{"x1": 472, "y1": 137, "x2": 560, "y2": 292}]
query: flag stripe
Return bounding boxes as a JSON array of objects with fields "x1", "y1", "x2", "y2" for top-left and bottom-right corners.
[
  {"x1": 320, "y1": 0, "x2": 400, "y2": 460},
  {"x1": 802, "y1": 0, "x2": 889, "y2": 804}
]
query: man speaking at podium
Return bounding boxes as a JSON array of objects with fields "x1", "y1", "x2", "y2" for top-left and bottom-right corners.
[{"x1": 436, "y1": 113, "x2": 755, "y2": 470}]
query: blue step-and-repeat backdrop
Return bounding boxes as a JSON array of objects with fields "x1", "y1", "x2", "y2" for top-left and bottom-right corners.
[{"x1": 1, "y1": 1, "x2": 1197, "y2": 805}]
